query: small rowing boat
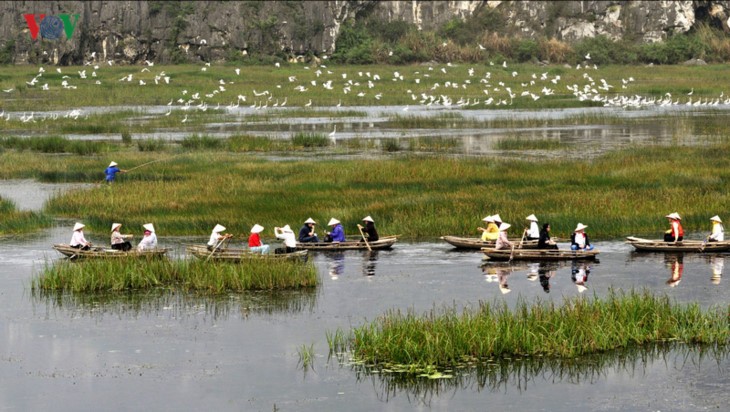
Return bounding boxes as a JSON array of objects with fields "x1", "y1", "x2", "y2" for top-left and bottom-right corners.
[
  {"x1": 186, "y1": 245, "x2": 308, "y2": 262},
  {"x1": 440, "y1": 235, "x2": 558, "y2": 250},
  {"x1": 482, "y1": 247, "x2": 599, "y2": 261},
  {"x1": 625, "y1": 236, "x2": 730, "y2": 252},
  {"x1": 52, "y1": 244, "x2": 169, "y2": 259},
  {"x1": 296, "y1": 235, "x2": 397, "y2": 251}
]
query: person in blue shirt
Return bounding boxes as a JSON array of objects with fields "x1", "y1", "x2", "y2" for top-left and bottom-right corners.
[
  {"x1": 105, "y1": 161, "x2": 126, "y2": 183},
  {"x1": 325, "y1": 218, "x2": 346, "y2": 242}
]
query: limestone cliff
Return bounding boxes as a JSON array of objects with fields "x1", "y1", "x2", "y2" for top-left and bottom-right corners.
[{"x1": 1, "y1": 1, "x2": 728, "y2": 65}]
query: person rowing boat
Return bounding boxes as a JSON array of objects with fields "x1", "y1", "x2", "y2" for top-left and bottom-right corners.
[
  {"x1": 525, "y1": 214, "x2": 540, "y2": 240},
  {"x1": 207, "y1": 224, "x2": 231, "y2": 251},
  {"x1": 708, "y1": 215, "x2": 724, "y2": 242},
  {"x1": 110, "y1": 223, "x2": 133, "y2": 251},
  {"x1": 358, "y1": 216, "x2": 379, "y2": 242},
  {"x1": 70, "y1": 222, "x2": 92, "y2": 250}
]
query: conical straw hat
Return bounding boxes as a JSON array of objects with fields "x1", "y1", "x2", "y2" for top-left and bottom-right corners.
[
  {"x1": 710, "y1": 215, "x2": 722, "y2": 222},
  {"x1": 526, "y1": 214, "x2": 538, "y2": 222},
  {"x1": 143, "y1": 223, "x2": 155, "y2": 232},
  {"x1": 304, "y1": 217, "x2": 316, "y2": 224},
  {"x1": 362, "y1": 216, "x2": 374, "y2": 223},
  {"x1": 327, "y1": 218, "x2": 340, "y2": 226},
  {"x1": 213, "y1": 224, "x2": 226, "y2": 233},
  {"x1": 250, "y1": 224, "x2": 264, "y2": 233},
  {"x1": 499, "y1": 222, "x2": 511, "y2": 231},
  {"x1": 111, "y1": 223, "x2": 122, "y2": 232},
  {"x1": 73, "y1": 222, "x2": 85, "y2": 231}
]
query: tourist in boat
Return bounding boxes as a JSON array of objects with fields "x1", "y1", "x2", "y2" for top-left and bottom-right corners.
[
  {"x1": 537, "y1": 223, "x2": 558, "y2": 249},
  {"x1": 525, "y1": 214, "x2": 540, "y2": 240},
  {"x1": 274, "y1": 225, "x2": 297, "y2": 253},
  {"x1": 207, "y1": 224, "x2": 232, "y2": 251},
  {"x1": 358, "y1": 216, "x2": 379, "y2": 242},
  {"x1": 478, "y1": 215, "x2": 499, "y2": 241},
  {"x1": 69, "y1": 222, "x2": 92, "y2": 250},
  {"x1": 110, "y1": 223, "x2": 133, "y2": 251},
  {"x1": 708, "y1": 215, "x2": 724, "y2": 242},
  {"x1": 664, "y1": 212, "x2": 684, "y2": 243},
  {"x1": 104, "y1": 161, "x2": 126, "y2": 183},
  {"x1": 248, "y1": 224, "x2": 269, "y2": 254},
  {"x1": 137, "y1": 223, "x2": 158, "y2": 251},
  {"x1": 570, "y1": 223, "x2": 594, "y2": 251},
  {"x1": 298, "y1": 218, "x2": 320, "y2": 243},
  {"x1": 495, "y1": 222, "x2": 513, "y2": 250},
  {"x1": 325, "y1": 218, "x2": 346, "y2": 243}
]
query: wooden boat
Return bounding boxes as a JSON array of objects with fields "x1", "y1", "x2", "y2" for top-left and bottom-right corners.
[
  {"x1": 186, "y1": 245, "x2": 308, "y2": 262},
  {"x1": 296, "y1": 235, "x2": 398, "y2": 251},
  {"x1": 625, "y1": 236, "x2": 730, "y2": 252},
  {"x1": 52, "y1": 244, "x2": 169, "y2": 259},
  {"x1": 482, "y1": 247, "x2": 599, "y2": 261},
  {"x1": 440, "y1": 235, "x2": 558, "y2": 250}
]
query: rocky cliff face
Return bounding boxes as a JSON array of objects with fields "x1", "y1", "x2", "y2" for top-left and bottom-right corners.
[{"x1": 1, "y1": 1, "x2": 729, "y2": 65}]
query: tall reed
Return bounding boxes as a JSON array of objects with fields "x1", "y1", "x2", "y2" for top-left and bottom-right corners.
[
  {"x1": 33, "y1": 258, "x2": 319, "y2": 293},
  {"x1": 328, "y1": 289, "x2": 729, "y2": 375}
]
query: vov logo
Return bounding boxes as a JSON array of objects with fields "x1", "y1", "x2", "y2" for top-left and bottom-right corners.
[{"x1": 23, "y1": 14, "x2": 80, "y2": 40}]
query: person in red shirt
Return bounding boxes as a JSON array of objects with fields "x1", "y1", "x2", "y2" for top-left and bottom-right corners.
[
  {"x1": 663, "y1": 212, "x2": 684, "y2": 243},
  {"x1": 248, "y1": 224, "x2": 269, "y2": 254}
]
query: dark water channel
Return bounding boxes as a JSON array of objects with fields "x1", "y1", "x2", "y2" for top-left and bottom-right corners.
[{"x1": 1, "y1": 227, "x2": 728, "y2": 411}]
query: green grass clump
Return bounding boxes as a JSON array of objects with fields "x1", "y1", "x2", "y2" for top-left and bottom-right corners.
[
  {"x1": 291, "y1": 132, "x2": 329, "y2": 148},
  {"x1": 32, "y1": 258, "x2": 319, "y2": 293},
  {"x1": 494, "y1": 137, "x2": 564, "y2": 150},
  {"x1": 329, "y1": 289, "x2": 729, "y2": 375},
  {"x1": 0, "y1": 196, "x2": 51, "y2": 234},
  {"x1": 0, "y1": 136, "x2": 110, "y2": 154},
  {"x1": 181, "y1": 134, "x2": 224, "y2": 150}
]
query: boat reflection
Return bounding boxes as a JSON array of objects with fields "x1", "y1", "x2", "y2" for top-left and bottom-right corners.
[
  {"x1": 327, "y1": 251, "x2": 345, "y2": 279},
  {"x1": 665, "y1": 254, "x2": 684, "y2": 287},
  {"x1": 571, "y1": 261, "x2": 591, "y2": 293},
  {"x1": 362, "y1": 250, "x2": 379, "y2": 276},
  {"x1": 30, "y1": 288, "x2": 318, "y2": 320},
  {"x1": 710, "y1": 255, "x2": 723, "y2": 285},
  {"x1": 538, "y1": 262, "x2": 558, "y2": 293},
  {"x1": 352, "y1": 344, "x2": 730, "y2": 403}
]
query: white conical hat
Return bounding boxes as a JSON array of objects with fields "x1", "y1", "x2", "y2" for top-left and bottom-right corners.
[
  {"x1": 574, "y1": 223, "x2": 588, "y2": 232},
  {"x1": 665, "y1": 212, "x2": 681, "y2": 220},
  {"x1": 111, "y1": 223, "x2": 122, "y2": 232},
  {"x1": 483, "y1": 215, "x2": 494, "y2": 223},
  {"x1": 710, "y1": 215, "x2": 722, "y2": 222},
  {"x1": 327, "y1": 218, "x2": 340, "y2": 226},
  {"x1": 499, "y1": 222, "x2": 511, "y2": 231},
  {"x1": 143, "y1": 223, "x2": 155, "y2": 232},
  {"x1": 492, "y1": 214, "x2": 502, "y2": 222},
  {"x1": 73, "y1": 222, "x2": 85, "y2": 231},
  {"x1": 282, "y1": 225, "x2": 293, "y2": 233},
  {"x1": 213, "y1": 224, "x2": 226, "y2": 233},
  {"x1": 304, "y1": 218, "x2": 316, "y2": 224},
  {"x1": 362, "y1": 216, "x2": 374, "y2": 223},
  {"x1": 109, "y1": 161, "x2": 118, "y2": 167},
  {"x1": 250, "y1": 224, "x2": 264, "y2": 233},
  {"x1": 526, "y1": 214, "x2": 538, "y2": 222}
]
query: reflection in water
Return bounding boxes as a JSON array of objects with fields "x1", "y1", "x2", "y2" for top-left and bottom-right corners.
[
  {"x1": 571, "y1": 261, "x2": 591, "y2": 293},
  {"x1": 31, "y1": 288, "x2": 318, "y2": 320},
  {"x1": 538, "y1": 262, "x2": 558, "y2": 293},
  {"x1": 481, "y1": 264, "x2": 514, "y2": 294},
  {"x1": 665, "y1": 254, "x2": 684, "y2": 287},
  {"x1": 353, "y1": 344, "x2": 729, "y2": 405},
  {"x1": 711, "y1": 255, "x2": 723, "y2": 285},
  {"x1": 363, "y1": 251, "x2": 379, "y2": 276},
  {"x1": 328, "y1": 251, "x2": 345, "y2": 279}
]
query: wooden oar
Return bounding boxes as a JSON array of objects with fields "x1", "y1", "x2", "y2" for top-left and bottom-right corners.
[
  {"x1": 205, "y1": 235, "x2": 230, "y2": 262},
  {"x1": 357, "y1": 225, "x2": 372, "y2": 252},
  {"x1": 517, "y1": 229, "x2": 527, "y2": 250},
  {"x1": 700, "y1": 235, "x2": 711, "y2": 252}
]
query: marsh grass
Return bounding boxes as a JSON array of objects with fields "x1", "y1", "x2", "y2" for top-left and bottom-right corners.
[
  {"x1": 0, "y1": 196, "x2": 51, "y2": 234},
  {"x1": 494, "y1": 137, "x2": 565, "y2": 150},
  {"x1": 32, "y1": 258, "x2": 319, "y2": 293},
  {"x1": 297, "y1": 343, "x2": 316, "y2": 371},
  {"x1": 328, "y1": 289, "x2": 729, "y2": 375},
  {"x1": 0, "y1": 136, "x2": 113, "y2": 155},
  {"x1": 12, "y1": 141, "x2": 730, "y2": 238},
  {"x1": 291, "y1": 132, "x2": 329, "y2": 148}
]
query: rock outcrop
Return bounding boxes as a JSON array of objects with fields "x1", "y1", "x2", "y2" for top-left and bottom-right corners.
[{"x1": 0, "y1": 1, "x2": 728, "y2": 65}]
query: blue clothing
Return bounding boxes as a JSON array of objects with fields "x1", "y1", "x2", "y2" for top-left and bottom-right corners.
[
  {"x1": 330, "y1": 224, "x2": 346, "y2": 242},
  {"x1": 105, "y1": 166, "x2": 121, "y2": 182}
]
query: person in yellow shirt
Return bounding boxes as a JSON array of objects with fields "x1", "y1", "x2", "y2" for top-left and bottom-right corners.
[{"x1": 478, "y1": 215, "x2": 500, "y2": 241}]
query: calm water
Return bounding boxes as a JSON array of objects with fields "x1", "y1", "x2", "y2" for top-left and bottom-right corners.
[{"x1": 0, "y1": 227, "x2": 727, "y2": 411}]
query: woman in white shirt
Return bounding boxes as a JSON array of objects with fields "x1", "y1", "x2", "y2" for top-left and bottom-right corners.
[
  {"x1": 709, "y1": 215, "x2": 724, "y2": 242},
  {"x1": 274, "y1": 225, "x2": 297, "y2": 253},
  {"x1": 70, "y1": 222, "x2": 92, "y2": 250},
  {"x1": 137, "y1": 223, "x2": 158, "y2": 251},
  {"x1": 525, "y1": 214, "x2": 540, "y2": 240}
]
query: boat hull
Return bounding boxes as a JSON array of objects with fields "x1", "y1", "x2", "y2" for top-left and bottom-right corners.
[
  {"x1": 53, "y1": 244, "x2": 169, "y2": 259},
  {"x1": 186, "y1": 245, "x2": 308, "y2": 262},
  {"x1": 440, "y1": 235, "x2": 556, "y2": 250},
  {"x1": 482, "y1": 247, "x2": 599, "y2": 261},
  {"x1": 296, "y1": 236, "x2": 397, "y2": 251},
  {"x1": 626, "y1": 236, "x2": 730, "y2": 252}
]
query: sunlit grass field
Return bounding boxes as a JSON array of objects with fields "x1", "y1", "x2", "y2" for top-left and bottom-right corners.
[{"x1": 2, "y1": 141, "x2": 730, "y2": 239}]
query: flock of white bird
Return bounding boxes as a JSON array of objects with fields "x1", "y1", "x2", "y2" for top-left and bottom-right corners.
[{"x1": 2, "y1": 53, "x2": 730, "y2": 125}]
